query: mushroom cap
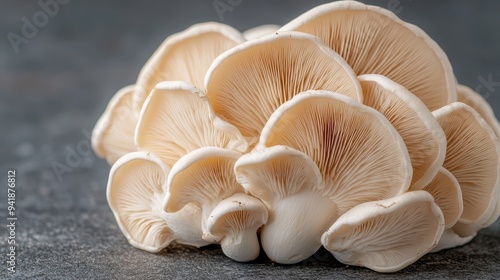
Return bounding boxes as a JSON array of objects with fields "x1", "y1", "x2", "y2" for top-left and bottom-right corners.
[
  {"x1": 107, "y1": 151, "x2": 208, "y2": 252},
  {"x1": 235, "y1": 145, "x2": 334, "y2": 263},
  {"x1": 321, "y1": 191, "x2": 445, "y2": 273},
  {"x1": 163, "y1": 147, "x2": 243, "y2": 214},
  {"x1": 279, "y1": 0, "x2": 456, "y2": 111},
  {"x1": 433, "y1": 103, "x2": 500, "y2": 236},
  {"x1": 135, "y1": 81, "x2": 248, "y2": 167},
  {"x1": 92, "y1": 85, "x2": 138, "y2": 164},
  {"x1": 205, "y1": 31, "x2": 362, "y2": 139},
  {"x1": 206, "y1": 193, "x2": 268, "y2": 262},
  {"x1": 422, "y1": 167, "x2": 463, "y2": 228},
  {"x1": 259, "y1": 91, "x2": 412, "y2": 215},
  {"x1": 134, "y1": 22, "x2": 245, "y2": 109},
  {"x1": 430, "y1": 228, "x2": 474, "y2": 253},
  {"x1": 457, "y1": 84, "x2": 500, "y2": 139},
  {"x1": 242, "y1": 24, "x2": 280, "y2": 40},
  {"x1": 358, "y1": 74, "x2": 446, "y2": 189}
]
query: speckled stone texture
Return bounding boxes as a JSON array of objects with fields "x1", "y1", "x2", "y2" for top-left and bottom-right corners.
[{"x1": 1, "y1": 0, "x2": 499, "y2": 279}]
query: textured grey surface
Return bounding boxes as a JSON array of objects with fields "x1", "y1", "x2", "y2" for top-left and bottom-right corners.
[{"x1": 1, "y1": 0, "x2": 499, "y2": 279}]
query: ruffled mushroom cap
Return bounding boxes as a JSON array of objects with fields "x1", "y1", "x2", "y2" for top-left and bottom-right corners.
[
  {"x1": 279, "y1": 0, "x2": 456, "y2": 111},
  {"x1": 107, "y1": 152, "x2": 209, "y2": 252},
  {"x1": 92, "y1": 85, "x2": 138, "y2": 164},
  {"x1": 135, "y1": 81, "x2": 248, "y2": 167},
  {"x1": 235, "y1": 146, "x2": 331, "y2": 263},
  {"x1": 259, "y1": 91, "x2": 412, "y2": 215},
  {"x1": 321, "y1": 191, "x2": 445, "y2": 273},
  {"x1": 242, "y1": 24, "x2": 280, "y2": 40},
  {"x1": 163, "y1": 147, "x2": 243, "y2": 241},
  {"x1": 134, "y1": 22, "x2": 245, "y2": 109},
  {"x1": 457, "y1": 84, "x2": 500, "y2": 138},
  {"x1": 433, "y1": 103, "x2": 500, "y2": 237},
  {"x1": 206, "y1": 193, "x2": 268, "y2": 262},
  {"x1": 205, "y1": 31, "x2": 362, "y2": 139},
  {"x1": 358, "y1": 74, "x2": 446, "y2": 189}
]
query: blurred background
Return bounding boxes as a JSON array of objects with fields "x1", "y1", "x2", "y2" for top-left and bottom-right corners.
[{"x1": 1, "y1": 0, "x2": 499, "y2": 278}]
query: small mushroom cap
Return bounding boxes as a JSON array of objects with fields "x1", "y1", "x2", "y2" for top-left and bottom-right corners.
[
  {"x1": 164, "y1": 147, "x2": 243, "y2": 214},
  {"x1": 433, "y1": 103, "x2": 500, "y2": 236},
  {"x1": 422, "y1": 167, "x2": 463, "y2": 228},
  {"x1": 358, "y1": 74, "x2": 446, "y2": 189},
  {"x1": 134, "y1": 22, "x2": 245, "y2": 109},
  {"x1": 205, "y1": 31, "x2": 362, "y2": 139},
  {"x1": 321, "y1": 191, "x2": 445, "y2": 273},
  {"x1": 259, "y1": 91, "x2": 412, "y2": 215},
  {"x1": 92, "y1": 85, "x2": 138, "y2": 164},
  {"x1": 107, "y1": 151, "x2": 208, "y2": 252},
  {"x1": 457, "y1": 84, "x2": 500, "y2": 139},
  {"x1": 206, "y1": 193, "x2": 268, "y2": 262},
  {"x1": 135, "y1": 81, "x2": 248, "y2": 167},
  {"x1": 235, "y1": 145, "x2": 333, "y2": 263},
  {"x1": 431, "y1": 228, "x2": 474, "y2": 253},
  {"x1": 242, "y1": 24, "x2": 280, "y2": 40},
  {"x1": 280, "y1": 0, "x2": 456, "y2": 111}
]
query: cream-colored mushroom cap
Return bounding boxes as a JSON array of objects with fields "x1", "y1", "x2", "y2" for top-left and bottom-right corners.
[
  {"x1": 205, "y1": 31, "x2": 362, "y2": 139},
  {"x1": 235, "y1": 145, "x2": 331, "y2": 264},
  {"x1": 358, "y1": 74, "x2": 446, "y2": 189},
  {"x1": 92, "y1": 85, "x2": 138, "y2": 164},
  {"x1": 259, "y1": 91, "x2": 412, "y2": 215},
  {"x1": 163, "y1": 147, "x2": 243, "y2": 241},
  {"x1": 206, "y1": 193, "x2": 268, "y2": 262},
  {"x1": 135, "y1": 81, "x2": 248, "y2": 167},
  {"x1": 242, "y1": 24, "x2": 280, "y2": 40},
  {"x1": 433, "y1": 103, "x2": 500, "y2": 237},
  {"x1": 321, "y1": 191, "x2": 445, "y2": 273},
  {"x1": 457, "y1": 84, "x2": 500, "y2": 138},
  {"x1": 280, "y1": 0, "x2": 456, "y2": 111},
  {"x1": 107, "y1": 151, "x2": 209, "y2": 252},
  {"x1": 422, "y1": 167, "x2": 463, "y2": 228},
  {"x1": 134, "y1": 22, "x2": 245, "y2": 109}
]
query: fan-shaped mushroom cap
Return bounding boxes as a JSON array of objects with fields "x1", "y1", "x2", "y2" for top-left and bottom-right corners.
[
  {"x1": 259, "y1": 91, "x2": 412, "y2": 215},
  {"x1": 279, "y1": 0, "x2": 456, "y2": 111},
  {"x1": 135, "y1": 81, "x2": 248, "y2": 167},
  {"x1": 422, "y1": 167, "x2": 463, "y2": 228},
  {"x1": 433, "y1": 103, "x2": 500, "y2": 237},
  {"x1": 92, "y1": 85, "x2": 138, "y2": 165},
  {"x1": 206, "y1": 193, "x2": 268, "y2": 262},
  {"x1": 457, "y1": 84, "x2": 500, "y2": 138},
  {"x1": 205, "y1": 31, "x2": 362, "y2": 139},
  {"x1": 321, "y1": 191, "x2": 445, "y2": 273},
  {"x1": 358, "y1": 74, "x2": 446, "y2": 189},
  {"x1": 163, "y1": 147, "x2": 243, "y2": 240},
  {"x1": 242, "y1": 24, "x2": 280, "y2": 40},
  {"x1": 134, "y1": 22, "x2": 245, "y2": 109},
  {"x1": 107, "y1": 152, "x2": 209, "y2": 252},
  {"x1": 235, "y1": 145, "x2": 332, "y2": 264}
]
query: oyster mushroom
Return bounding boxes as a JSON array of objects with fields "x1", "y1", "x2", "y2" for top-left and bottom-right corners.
[
  {"x1": 279, "y1": 0, "x2": 456, "y2": 111},
  {"x1": 358, "y1": 74, "x2": 446, "y2": 189},
  {"x1": 135, "y1": 81, "x2": 248, "y2": 167},
  {"x1": 92, "y1": 85, "x2": 137, "y2": 164},
  {"x1": 107, "y1": 151, "x2": 209, "y2": 252},
  {"x1": 134, "y1": 22, "x2": 245, "y2": 108},
  {"x1": 206, "y1": 193, "x2": 268, "y2": 262},
  {"x1": 321, "y1": 191, "x2": 445, "y2": 273},
  {"x1": 433, "y1": 103, "x2": 500, "y2": 237},
  {"x1": 242, "y1": 24, "x2": 280, "y2": 40},
  {"x1": 236, "y1": 91, "x2": 412, "y2": 263},
  {"x1": 163, "y1": 146, "x2": 265, "y2": 261},
  {"x1": 205, "y1": 31, "x2": 362, "y2": 139}
]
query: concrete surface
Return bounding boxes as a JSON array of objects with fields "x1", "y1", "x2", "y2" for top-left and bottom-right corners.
[{"x1": 1, "y1": 0, "x2": 499, "y2": 279}]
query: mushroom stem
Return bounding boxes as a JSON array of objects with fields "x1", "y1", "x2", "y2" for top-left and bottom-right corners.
[
  {"x1": 261, "y1": 190, "x2": 337, "y2": 264},
  {"x1": 220, "y1": 229, "x2": 261, "y2": 262}
]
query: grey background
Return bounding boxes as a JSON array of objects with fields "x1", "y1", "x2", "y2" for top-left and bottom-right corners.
[{"x1": 1, "y1": 0, "x2": 499, "y2": 279}]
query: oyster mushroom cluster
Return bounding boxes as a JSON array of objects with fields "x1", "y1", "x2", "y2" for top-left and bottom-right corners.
[{"x1": 92, "y1": 1, "x2": 500, "y2": 273}]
